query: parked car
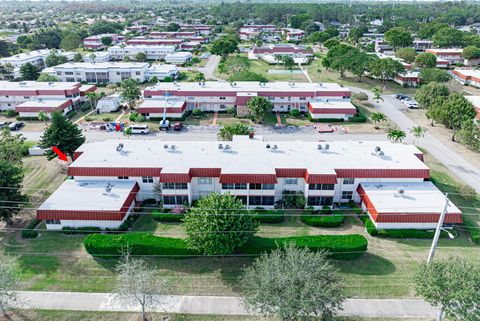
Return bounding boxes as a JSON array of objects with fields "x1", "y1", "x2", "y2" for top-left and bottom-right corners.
[
  {"x1": 405, "y1": 101, "x2": 419, "y2": 109},
  {"x1": 173, "y1": 122, "x2": 183, "y2": 131},
  {"x1": 0, "y1": 121, "x2": 12, "y2": 128},
  {"x1": 395, "y1": 94, "x2": 408, "y2": 100},
  {"x1": 8, "y1": 122, "x2": 24, "y2": 131},
  {"x1": 127, "y1": 124, "x2": 149, "y2": 134},
  {"x1": 159, "y1": 119, "x2": 170, "y2": 131}
]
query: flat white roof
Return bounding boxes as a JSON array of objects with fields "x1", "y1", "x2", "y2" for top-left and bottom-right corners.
[
  {"x1": 427, "y1": 48, "x2": 463, "y2": 54},
  {"x1": 360, "y1": 181, "x2": 461, "y2": 214},
  {"x1": 309, "y1": 100, "x2": 356, "y2": 110},
  {"x1": 16, "y1": 98, "x2": 70, "y2": 108},
  {"x1": 139, "y1": 99, "x2": 185, "y2": 108},
  {"x1": 465, "y1": 95, "x2": 480, "y2": 107},
  {"x1": 72, "y1": 139, "x2": 427, "y2": 175},
  {"x1": 165, "y1": 52, "x2": 193, "y2": 58},
  {"x1": 146, "y1": 81, "x2": 348, "y2": 93},
  {"x1": 53, "y1": 62, "x2": 149, "y2": 69},
  {"x1": 38, "y1": 180, "x2": 137, "y2": 211},
  {"x1": 147, "y1": 64, "x2": 178, "y2": 73},
  {"x1": 109, "y1": 45, "x2": 176, "y2": 50},
  {"x1": 453, "y1": 68, "x2": 480, "y2": 77},
  {"x1": 0, "y1": 80, "x2": 80, "y2": 91},
  {"x1": 0, "y1": 49, "x2": 50, "y2": 62}
]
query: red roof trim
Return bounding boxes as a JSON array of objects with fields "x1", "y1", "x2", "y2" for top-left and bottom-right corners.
[
  {"x1": 336, "y1": 169, "x2": 429, "y2": 179},
  {"x1": 220, "y1": 174, "x2": 277, "y2": 184}
]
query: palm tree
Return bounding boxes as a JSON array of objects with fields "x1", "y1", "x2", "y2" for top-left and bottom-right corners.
[
  {"x1": 124, "y1": 127, "x2": 132, "y2": 139},
  {"x1": 410, "y1": 126, "x2": 426, "y2": 145},
  {"x1": 387, "y1": 129, "x2": 407, "y2": 143},
  {"x1": 372, "y1": 86, "x2": 383, "y2": 102},
  {"x1": 86, "y1": 92, "x2": 99, "y2": 111},
  {"x1": 38, "y1": 111, "x2": 48, "y2": 125},
  {"x1": 371, "y1": 112, "x2": 387, "y2": 129},
  {"x1": 89, "y1": 53, "x2": 96, "y2": 63},
  {"x1": 119, "y1": 43, "x2": 126, "y2": 60}
]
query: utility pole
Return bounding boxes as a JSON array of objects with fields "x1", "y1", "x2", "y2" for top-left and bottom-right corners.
[
  {"x1": 427, "y1": 193, "x2": 449, "y2": 264},
  {"x1": 427, "y1": 192, "x2": 449, "y2": 321}
]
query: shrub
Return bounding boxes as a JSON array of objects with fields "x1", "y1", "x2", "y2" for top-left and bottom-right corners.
[
  {"x1": 129, "y1": 112, "x2": 138, "y2": 122},
  {"x1": 253, "y1": 209, "x2": 285, "y2": 224},
  {"x1": 84, "y1": 233, "x2": 368, "y2": 260},
  {"x1": 62, "y1": 226, "x2": 102, "y2": 235},
  {"x1": 360, "y1": 216, "x2": 378, "y2": 236},
  {"x1": 301, "y1": 212, "x2": 344, "y2": 227},
  {"x1": 289, "y1": 109, "x2": 301, "y2": 117},
  {"x1": 349, "y1": 113, "x2": 367, "y2": 123},
  {"x1": 353, "y1": 92, "x2": 369, "y2": 101},
  {"x1": 152, "y1": 208, "x2": 185, "y2": 222},
  {"x1": 239, "y1": 235, "x2": 368, "y2": 260},
  {"x1": 102, "y1": 116, "x2": 112, "y2": 122},
  {"x1": 142, "y1": 198, "x2": 157, "y2": 205},
  {"x1": 457, "y1": 184, "x2": 477, "y2": 201},
  {"x1": 226, "y1": 106, "x2": 236, "y2": 115},
  {"x1": 21, "y1": 219, "x2": 41, "y2": 239},
  {"x1": 192, "y1": 109, "x2": 204, "y2": 117},
  {"x1": 84, "y1": 116, "x2": 93, "y2": 122},
  {"x1": 4, "y1": 110, "x2": 18, "y2": 117}
]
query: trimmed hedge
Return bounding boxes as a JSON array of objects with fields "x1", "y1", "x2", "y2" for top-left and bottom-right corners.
[
  {"x1": 152, "y1": 209, "x2": 184, "y2": 222},
  {"x1": 83, "y1": 233, "x2": 368, "y2": 260},
  {"x1": 239, "y1": 235, "x2": 367, "y2": 260},
  {"x1": 253, "y1": 209, "x2": 285, "y2": 224},
  {"x1": 360, "y1": 216, "x2": 450, "y2": 239},
  {"x1": 62, "y1": 226, "x2": 102, "y2": 235},
  {"x1": 301, "y1": 213, "x2": 345, "y2": 227},
  {"x1": 21, "y1": 219, "x2": 41, "y2": 239}
]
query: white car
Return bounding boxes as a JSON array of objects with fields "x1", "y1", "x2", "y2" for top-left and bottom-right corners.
[{"x1": 405, "y1": 101, "x2": 419, "y2": 109}]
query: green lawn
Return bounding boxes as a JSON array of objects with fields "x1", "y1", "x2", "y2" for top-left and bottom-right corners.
[{"x1": 3, "y1": 310, "x2": 435, "y2": 321}]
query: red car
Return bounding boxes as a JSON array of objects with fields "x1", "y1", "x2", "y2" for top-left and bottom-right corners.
[{"x1": 173, "y1": 122, "x2": 183, "y2": 131}]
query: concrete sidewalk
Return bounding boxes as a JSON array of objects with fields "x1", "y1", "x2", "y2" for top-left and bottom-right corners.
[{"x1": 14, "y1": 291, "x2": 438, "y2": 318}]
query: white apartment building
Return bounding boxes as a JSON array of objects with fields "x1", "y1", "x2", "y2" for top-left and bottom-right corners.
[
  {"x1": 83, "y1": 52, "x2": 112, "y2": 63},
  {"x1": 37, "y1": 138, "x2": 462, "y2": 230},
  {"x1": 108, "y1": 45, "x2": 176, "y2": 60},
  {"x1": 83, "y1": 33, "x2": 125, "y2": 50},
  {"x1": 0, "y1": 49, "x2": 74, "y2": 79},
  {"x1": 0, "y1": 81, "x2": 95, "y2": 111},
  {"x1": 145, "y1": 64, "x2": 179, "y2": 81},
  {"x1": 164, "y1": 52, "x2": 192, "y2": 64},
  {"x1": 49, "y1": 62, "x2": 149, "y2": 84}
]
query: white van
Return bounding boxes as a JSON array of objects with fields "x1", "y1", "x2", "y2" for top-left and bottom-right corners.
[{"x1": 128, "y1": 124, "x2": 149, "y2": 134}]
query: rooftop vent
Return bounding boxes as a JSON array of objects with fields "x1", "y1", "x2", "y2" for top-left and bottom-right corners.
[
  {"x1": 163, "y1": 144, "x2": 169, "y2": 149},
  {"x1": 272, "y1": 144, "x2": 278, "y2": 151},
  {"x1": 395, "y1": 187, "x2": 405, "y2": 197},
  {"x1": 317, "y1": 144, "x2": 322, "y2": 150},
  {"x1": 170, "y1": 144, "x2": 176, "y2": 152},
  {"x1": 116, "y1": 143, "x2": 124, "y2": 152},
  {"x1": 325, "y1": 144, "x2": 330, "y2": 150},
  {"x1": 266, "y1": 144, "x2": 271, "y2": 149},
  {"x1": 223, "y1": 144, "x2": 231, "y2": 152},
  {"x1": 105, "y1": 182, "x2": 113, "y2": 194},
  {"x1": 218, "y1": 143, "x2": 223, "y2": 149}
]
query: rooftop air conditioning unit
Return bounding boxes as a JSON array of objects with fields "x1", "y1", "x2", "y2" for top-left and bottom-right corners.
[
  {"x1": 163, "y1": 144, "x2": 169, "y2": 149},
  {"x1": 105, "y1": 182, "x2": 113, "y2": 194},
  {"x1": 218, "y1": 143, "x2": 223, "y2": 149},
  {"x1": 116, "y1": 143, "x2": 124, "y2": 152},
  {"x1": 317, "y1": 144, "x2": 323, "y2": 150},
  {"x1": 266, "y1": 144, "x2": 271, "y2": 149},
  {"x1": 325, "y1": 144, "x2": 330, "y2": 150},
  {"x1": 272, "y1": 144, "x2": 278, "y2": 151}
]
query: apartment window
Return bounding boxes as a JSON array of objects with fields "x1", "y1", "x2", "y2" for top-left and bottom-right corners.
[
  {"x1": 263, "y1": 184, "x2": 275, "y2": 190},
  {"x1": 85, "y1": 72, "x2": 96, "y2": 83},
  {"x1": 249, "y1": 183, "x2": 262, "y2": 190},
  {"x1": 142, "y1": 176, "x2": 154, "y2": 183},
  {"x1": 198, "y1": 177, "x2": 212, "y2": 185},
  {"x1": 163, "y1": 195, "x2": 188, "y2": 205},
  {"x1": 222, "y1": 183, "x2": 247, "y2": 190},
  {"x1": 219, "y1": 96, "x2": 226, "y2": 100},
  {"x1": 285, "y1": 178, "x2": 298, "y2": 185},
  {"x1": 118, "y1": 176, "x2": 129, "y2": 179},
  {"x1": 162, "y1": 182, "x2": 175, "y2": 189},
  {"x1": 175, "y1": 183, "x2": 188, "y2": 190},
  {"x1": 46, "y1": 219, "x2": 61, "y2": 224},
  {"x1": 309, "y1": 184, "x2": 335, "y2": 190},
  {"x1": 343, "y1": 178, "x2": 355, "y2": 185},
  {"x1": 342, "y1": 191, "x2": 353, "y2": 200},
  {"x1": 307, "y1": 197, "x2": 333, "y2": 206},
  {"x1": 66, "y1": 77, "x2": 75, "y2": 82},
  {"x1": 65, "y1": 71, "x2": 74, "y2": 75},
  {"x1": 96, "y1": 72, "x2": 109, "y2": 83},
  {"x1": 299, "y1": 97, "x2": 306, "y2": 100},
  {"x1": 249, "y1": 196, "x2": 274, "y2": 206},
  {"x1": 120, "y1": 72, "x2": 130, "y2": 80},
  {"x1": 136, "y1": 71, "x2": 141, "y2": 75},
  {"x1": 236, "y1": 196, "x2": 247, "y2": 205}
]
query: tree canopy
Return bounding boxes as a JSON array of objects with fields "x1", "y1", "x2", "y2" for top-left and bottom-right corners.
[
  {"x1": 433, "y1": 27, "x2": 465, "y2": 48},
  {"x1": 20, "y1": 63, "x2": 40, "y2": 80},
  {"x1": 415, "y1": 53, "x2": 437, "y2": 68},
  {"x1": 60, "y1": 32, "x2": 83, "y2": 51},
  {"x1": 218, "y1": 122, "x2": 251, "y2": 141},
  {"x1": 241, "y1": 244, "x2": 345, "y2": 321},
  {"x1": 384, "y1": 27, "x2": 413, "y2": 50},
  {"x1": 247, "y1": 96, "x2": 273, "y2": 123},
  {"x1": 462, "y1": 46, "x2": 480, "y2": 60},
  {"x1": 183, "y1": 193, "x2": 258, "y2": 255},
  {"x1": 395, "y1": 48, "x2": 417, "y2": 63},
  {"x1": 368, "y1": 58, "x2": 404, "y2": 84},
  {"x1": 119, "y1": 78, "x2": 141, "y2": 109},
  {"x1": 45, "y1": 50, "x2": 68, "y2": 67},
  {"x1": 39, "y1": 111, "x2": 86, "y2": 160}
]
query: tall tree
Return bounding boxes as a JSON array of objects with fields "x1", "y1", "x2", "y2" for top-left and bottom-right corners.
[
  {"x1": 37, "y1": 73, "x2": 59, "y2": 82},
  {"x1": 115, "y1": 252, "x2": 165, "y2": 321},
  {"x1": 247, "y1": 96, "x2": 272, "y2": 123},
  {"x1": 45, "y1": 50, "x2": 68, "y2": 67},
  {"x1": 210, "y1": 36, "x2": 238, "y2": 58},
  {"x1": 395, "y1": 48, "x2": 417, "y2": 63},
  {"x1": 384, "y1": 27, "x2": 413, "y2": 50},
  {"x1": 39, "y1": 112, "x2": 85, "y2": 160},
  {"x1": 420, "y1": 68, "x2": 450, "y2": 84},
  {"x1": 415, "y1": 82, "x2": 450, "y2": 110},
  {"x1": 439, "y1": 93, "x2": 476, "y2": 141},
  {"x1": 462, "y1": 46, "x2": 480, "y2": 60},
  {"x1": 135, "y1": 52, "x2": 147, "y2": 62},
  {"x1": 415, "y1": 257, "x2": 480, "y2": 321},
  {"x1": 60, "y1": 32, "x2": 83, "y2": 51},
  {"x1": 410, "y1": 126, "x2": 426, "y2": 145},
  {"x1": 241, "y1": 244, "x2": 345, "y2": 321},
  {"x1": 120, "y1": 78, "x2": 141, "y2": 110},
  {"x1": 371, "y1": 112, "x2": 387, "y2": 129},
  {"x1": 73, "y1": 52, "x2": 84, "y2": 62},
  {"x1": 415, "y1": 53, "x2": 437, "y2": 68},
  {"x1": 0, "y1": 160, "x2": 27, "y2": 222},
  {"x1": 100, "y1": 36, "x2": 113, "y2": 47},
  {"x1": 458, "y1": 120, "x2": 480, "y2": 151},
  {"x1": 20, "y1": 62, "x2": 39, "y2": 80},
  {"x1": 0, "y1": 128, "x2": 26, "y2": 165},
  {"x1": 183, "y1": 193, "x2": 258, "y2": 255},
  {"x1": 322, "y1": 44, "x2": 356, "y2": 78},
  {"x1": 368, "y1": 58, "x2": 404, "y2": 85},
  {"x1": 0, "y1": 256, "x2": 19, "y2": 316},
  {"x1": 432, "y1": 27, "x2": 465, "y2": 48}
]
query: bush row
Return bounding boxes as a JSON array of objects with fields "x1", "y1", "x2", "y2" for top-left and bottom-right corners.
[
  {"x1": 152, "y1": 209, "x2": 183, "y2": 222},
  {"x1": 360, "y1": 216, "x2": 451, "y2": 239},
  {"x1": 83, "y1": 233, "x2": 368, "y2": 260},
  {"x1": 301, "y1": 213, "x2": 345, "y2": 227},
  {"x1": 252, "y1": 209, "x2": 285, "y2": 224},
  {"x1": 62, "y1": 226, "x2": 102, "y2": 235},
  {"x1": 21, "y1": 219, "x2": 41, "y2": 239}
]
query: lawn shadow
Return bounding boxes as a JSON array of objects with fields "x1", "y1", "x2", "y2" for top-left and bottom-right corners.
[
  {"x1": 18, "y1": 255, "x2": 60, "y2": 275},
  {"x1": 335, "y1": 252, "x2": 396, "y2": 276}
]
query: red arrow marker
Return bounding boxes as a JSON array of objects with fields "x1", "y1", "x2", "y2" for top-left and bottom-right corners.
[{"x1": 52, "y1": 146, "x2": 68, "y2": 162}]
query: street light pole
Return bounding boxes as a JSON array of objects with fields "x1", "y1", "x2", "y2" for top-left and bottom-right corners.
[{"x1": 427, "y1": 192, "x2": 450, "y2": 321}]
